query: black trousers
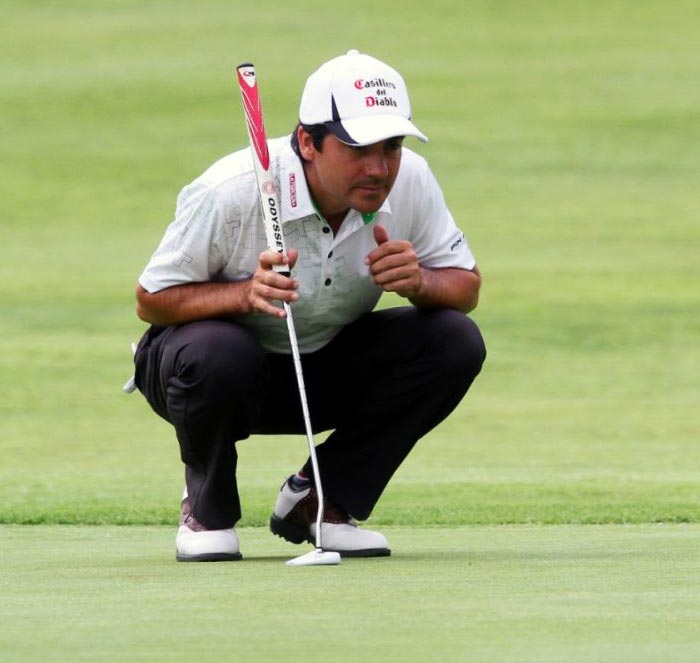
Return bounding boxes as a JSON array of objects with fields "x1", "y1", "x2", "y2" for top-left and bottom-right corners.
[{"x1": 134, "y1": 307, "x2": 486, "y2": 529}]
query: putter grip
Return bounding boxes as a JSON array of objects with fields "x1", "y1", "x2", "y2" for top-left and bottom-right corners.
[{"x1": 237, "y1": 63, "x2": 290, "y2": 275}]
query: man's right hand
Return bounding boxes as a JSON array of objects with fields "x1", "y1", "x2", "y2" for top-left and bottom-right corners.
[{"x1": 247, "y1": 248, "x2": 299, "y2": 318}]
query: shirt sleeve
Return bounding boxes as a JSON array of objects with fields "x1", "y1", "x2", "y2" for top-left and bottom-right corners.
[
  {"x1": 138, "y1": 181, "x2": 228, "y2": 293},
  {"x1": 403, "y1": 154, "x2": 476, "y2": 271}
]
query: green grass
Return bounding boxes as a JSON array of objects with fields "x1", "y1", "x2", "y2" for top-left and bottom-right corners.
[
  {"x1": 1, "y1": 1, "x2": 699, "y2": 660},
  {"x1": 2, "y1": 525, "x2": 700, "y2": 663},
  {"x1": 2, "y1": 1, "x2": 698, "y2": 528}
]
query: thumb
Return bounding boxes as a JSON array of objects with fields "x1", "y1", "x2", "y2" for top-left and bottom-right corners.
[
  {"x1": 286, "y1": 248, "x2": 299, "y2": 270},
  {"x1": 373, "y1": 223, "x2": 390, "y2": 246}
]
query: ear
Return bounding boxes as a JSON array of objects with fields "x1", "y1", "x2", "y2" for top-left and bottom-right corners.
[{"x1": 297, "y1": 126, "x2": 316, "y2": 161}]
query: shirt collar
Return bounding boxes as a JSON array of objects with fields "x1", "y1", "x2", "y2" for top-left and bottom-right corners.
[{"x1": 279, "y1": 139, "x2": 316, "y2": 222}]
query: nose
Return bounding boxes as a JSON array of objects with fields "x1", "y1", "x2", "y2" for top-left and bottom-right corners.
[{"x1": 363, "y1": 148, "x2": 389, "y2": 179}]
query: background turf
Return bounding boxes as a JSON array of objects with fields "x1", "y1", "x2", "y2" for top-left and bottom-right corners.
[
  {"x1": 2, "y1": 0, "x2": 697, "y2": 527},
  {"x1": 1, "y1": 2, "x2": 699, "y2": 660}
]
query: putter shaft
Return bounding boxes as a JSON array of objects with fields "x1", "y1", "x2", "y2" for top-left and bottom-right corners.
[{"x1": 283, "y1": 301, "x2": 325, "y2": 550}]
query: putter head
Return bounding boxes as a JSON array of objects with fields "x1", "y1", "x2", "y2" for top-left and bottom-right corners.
[{"x1": 286, "y1": 549, "x2": 341, "y2": 567}]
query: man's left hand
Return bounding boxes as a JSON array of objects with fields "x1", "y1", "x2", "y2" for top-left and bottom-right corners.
[{"x1": 365, "y1": 223, "x2": 422, "y2": 299}]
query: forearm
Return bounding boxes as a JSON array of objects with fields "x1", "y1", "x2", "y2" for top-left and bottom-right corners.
[
  {"x1": 135, "y1": 281, "x2": 252, "y2": 326},
  {"x1": 409, "y1": 266, "x2": 481, "y2": 313}
]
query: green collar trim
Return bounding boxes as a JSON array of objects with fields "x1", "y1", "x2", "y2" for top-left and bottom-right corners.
[
  {"x1": 312, "y1": 201, "x2": 377, "y2": 226},
  {"x1": 361, "y1": 212, "x2": 377, "y2": 224}
]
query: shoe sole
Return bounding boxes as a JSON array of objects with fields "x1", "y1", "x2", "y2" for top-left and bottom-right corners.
[
  {"x1": 269, "y1": 515, "x2": 391, "y2": 558},
  {"x1": 176, "y1": 552, "x2": 243, "y2": 562}
]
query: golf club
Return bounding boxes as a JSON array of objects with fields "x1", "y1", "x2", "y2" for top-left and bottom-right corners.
[{"x1": 236, "y1": 63, "x2": 340, "y2": 567}]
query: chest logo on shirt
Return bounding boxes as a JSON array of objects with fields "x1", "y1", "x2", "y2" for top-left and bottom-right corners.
[{"x1": 289, "y1": 173, "x2": 297, "y2": 208}]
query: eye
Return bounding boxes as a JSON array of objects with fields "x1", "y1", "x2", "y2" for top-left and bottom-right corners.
[{"x1": 386, "y1": 137, "x2": 404, "y2": 152}]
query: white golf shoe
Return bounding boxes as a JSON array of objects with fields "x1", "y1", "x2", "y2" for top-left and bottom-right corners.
[
  {"x1": 270, "y1": 476, "x2": 390, "y2": 558},
  {"x1": 175, "y1": 495, "x2": 242, "y2": 562}
]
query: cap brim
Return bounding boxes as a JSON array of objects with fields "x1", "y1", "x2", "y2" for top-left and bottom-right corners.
[{"x1": 327, "y1": 115, "x2": 428, "y2": 146}]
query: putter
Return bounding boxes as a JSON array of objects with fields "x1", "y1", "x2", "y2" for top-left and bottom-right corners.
[{"x1": 236, "y1": 63, "x2": 341, "y2": 567}]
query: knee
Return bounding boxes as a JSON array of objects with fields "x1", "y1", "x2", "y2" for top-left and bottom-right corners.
[{"x1": 428, "y1": 310, "x2": 486, "y2": 379}]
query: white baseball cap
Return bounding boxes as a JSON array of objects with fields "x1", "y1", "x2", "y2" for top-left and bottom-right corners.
[{"x1": 299, "y1": 49, "x2": 428, "y2": 146}]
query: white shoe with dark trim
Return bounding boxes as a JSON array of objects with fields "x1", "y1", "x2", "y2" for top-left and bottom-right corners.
[
  {"x1": 175, "y1": 495, "x2": 242, "y2": 562},
  {"x1": 270, "y1": 476, "x2": 390, "y2": 558}
]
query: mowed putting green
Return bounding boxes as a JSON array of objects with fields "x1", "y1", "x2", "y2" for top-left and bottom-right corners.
[
  {"x1": 2, "y1": 1, "x2": 699, "y2": 662},
  {"x1": 2, "y1": 525, "x2": 700, "y2": 663}
]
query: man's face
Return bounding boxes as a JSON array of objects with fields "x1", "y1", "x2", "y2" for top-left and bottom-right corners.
[{"x1": 299, "y1": 129, "x2": 404, "y2": 221}]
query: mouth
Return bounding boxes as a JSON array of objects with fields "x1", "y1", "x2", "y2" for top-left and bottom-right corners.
[{"x1": 354, "y1": 183, "x2": 387, "y2": 195}]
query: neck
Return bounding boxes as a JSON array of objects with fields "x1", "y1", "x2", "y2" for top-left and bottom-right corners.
[{"x1": 324, "y1": 211, "x2": 347, "y2": 233}]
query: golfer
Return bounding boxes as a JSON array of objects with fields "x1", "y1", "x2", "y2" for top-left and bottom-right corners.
[{"x1": 133, "y1": 50, "x2": 486, "y2": 561}]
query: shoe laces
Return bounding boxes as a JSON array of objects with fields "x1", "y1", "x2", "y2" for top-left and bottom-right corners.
[
  {"x1": 179, "y1": 498, "x2": 208, "y2": 532},
  {"x1": 301, "y1": 486, "x2": 355, "y2": 526}
]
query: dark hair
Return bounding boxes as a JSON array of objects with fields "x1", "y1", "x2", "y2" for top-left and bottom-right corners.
[{"x1": 290, "y1": 122, "x2": 331, "y2": 161}]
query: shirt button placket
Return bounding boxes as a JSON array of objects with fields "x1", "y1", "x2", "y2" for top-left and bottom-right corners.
[{"x1": 321, "y1": 223, "x2": 333, "y2": 289}]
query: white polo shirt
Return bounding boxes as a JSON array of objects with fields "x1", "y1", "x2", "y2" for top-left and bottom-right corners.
[{"x1": 139, "y1": 136, "x2": 476, "y2": 353}]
